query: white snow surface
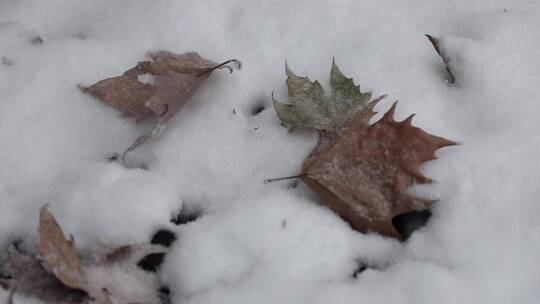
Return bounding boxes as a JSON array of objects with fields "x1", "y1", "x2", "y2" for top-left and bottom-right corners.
[{"x1": 1, "y1": 0, "x2": 540, "y2": 303}]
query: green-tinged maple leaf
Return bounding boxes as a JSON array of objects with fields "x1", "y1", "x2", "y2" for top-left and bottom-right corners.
[
  {"x1": 268, "y1": 59, "x2": 457, "y2": 240},
  {"x1": 272, "y1": 60, "x2": 372, "y2": 131}
]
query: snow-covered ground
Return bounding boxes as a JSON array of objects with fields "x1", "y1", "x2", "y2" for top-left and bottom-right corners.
[{"x1": 1, "y1": 0, "x2": 540, "y2": 303}]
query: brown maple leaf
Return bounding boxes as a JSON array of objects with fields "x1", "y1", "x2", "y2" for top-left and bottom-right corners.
[
  {"x1": 80, "y1": 51, "x2": 240, "y2": 163},
  {"x1": 269, "y1": 62, "x2": 455, "y2": 239},
  {"x1": 299, "y1": 99, "x2": 456, "y2": 239}
]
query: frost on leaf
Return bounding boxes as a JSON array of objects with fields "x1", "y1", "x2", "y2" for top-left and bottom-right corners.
[
  {"x1": 300, "y1": 99, "x2": 456, "y2": 239},
  {"x1": 271, "y1": 61, "x2": 456, "y2": 239},
  {"x1": 38, "y1": 206, "x2": 87, "y2": 291},
  {"x1": 272, "y1": 60, "x2": 372, "y2": 131},
  {"x1": 80, "y1": 51, "x2": 240, "y2": 163}
]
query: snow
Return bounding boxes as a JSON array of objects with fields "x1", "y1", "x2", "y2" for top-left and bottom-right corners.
[
  {"x1": 85, "y1": 263, "x2": 161, "y2": 304},
  {"x1": 138, "y1": 73, "x2": 155, "y2": 85},
  {"x1": 1, "y1": 0, "x2": 540, "y2": 303}
]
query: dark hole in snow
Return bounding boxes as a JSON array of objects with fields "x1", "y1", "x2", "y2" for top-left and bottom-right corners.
[
  {"x1": 159, "y1": 286, "x2": 170, "y2": 295},
  {"x1": 137, "y1": 162, "x2": 149, "y2": 170},
  {"x1": 150, "y1": 229, "x2": 177, "y2": 248},
  {"x1": 31, "y1": 36, "x2": 44, "y2": 45},
  {"x1": 0, "y1": 279, "x2": 9, "y2": 290},
  {"x1": 250, "y1": 102, "x2": 266, "y2": 116},
  {"x1": 105, "y1": 153, "x2": 118, "y2": 162},
  {"x1": 137, "y1": 253, "x2": 165, "y2": 272},
  {"x1": 1, "y1": 57, "x2": 13, "y2": 66},
  {"x1": 351, "y1": 262, "x2": 368, "y2": 278},
  {"x1": 0, "y1": 254, "x2": 10, "y2": 281},
  {"x1": 392, "y1": 209, "x2": 432, "y2": 239},
  {"x1": 73, "y1": 32, "x2": 88, "y2": 40},
  {"x1": 171, "y1": 208, "x2": 201, "y2": 225},
  {"x1": 159, "y1": 286, "x2": 171, "y2": 304},
  {"x1": 287, "y1": 180, "x2": 299, "y2": 189}
]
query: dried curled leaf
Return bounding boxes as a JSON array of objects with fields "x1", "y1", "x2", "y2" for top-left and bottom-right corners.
[
  {"x1": 6, "y1": 245, "x2": 87, "y2": 304},
  {"x1": 300, "y1": 99, "x2": 456, "y2": 239},
  {"x1": 5, "y1": 208, "x2": 168, "y2": 304},
  {"x1": 425, "y1": 34, "x2": 456, "y2": 84},
  {"x1": 38, "y1": 206, "x2": 87, "y2": 291},
  {"x1": 272, "y1": 60, "x2": 372, "y2": 131},
  {"x1": 80, "y1": 51, "x2": 240, "y2": 163},
  {"x1": 82, "y1": 51, "x2": 215, "y2": 120}
]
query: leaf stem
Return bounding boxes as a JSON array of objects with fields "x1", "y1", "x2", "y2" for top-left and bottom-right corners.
[
  {"x1": 264, "y1": 174, "x2": 305, "y2": 183},
  {"x1": 197, "y1": 59, "x2": 242, "y2": 76}
]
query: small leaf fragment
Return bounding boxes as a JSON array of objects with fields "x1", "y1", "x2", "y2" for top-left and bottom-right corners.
[
  {"x1": 38, "y1": 206, "x2": 87, "y2": 291},
  {"x1": 425, "y1": 34, "x2": 456, "y2": 84}
]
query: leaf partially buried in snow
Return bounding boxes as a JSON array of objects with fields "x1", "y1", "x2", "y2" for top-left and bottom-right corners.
[
  {"x1": 425, "y1": 34, "x2": 456, "y2": 84},
  {"x1": 272, "y1": 60, "x2": 372, "y2": 131},
  {"x1": 6, "y1": 245, "x2": 87, "y2": 304},
  {"x1": 270, "y1": 61, "x2": 456, "y2": 239},
  {"x1": 5, "y1": 207, "x2": 168, "y2": 304},
  {"x1": 299, "y1": 99, "x2": 456, "y2": 239},
  {"x1": 38, "y1": 206, "x2": 87, "y2": 291},
  {"x1": 80, "y1": 51, "x2": 240, "y2": 164}
]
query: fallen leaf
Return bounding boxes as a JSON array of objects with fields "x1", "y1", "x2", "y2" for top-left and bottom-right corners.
[
  {"x1": 300, "y1": 99, "x2": 455, "y2": 239},
  {"x1": 5, "y1": 208, "x2": 168, "y2": 304},
  {"x1": 80, "y1": 51, "x2": 240, "y2": 163},
  {"x1": 6, "y1": 245, "x2": 87, "y2": 304},
  {"x1": 272, "y1": 60, "x2": 372, "y2": 131},
  {"x1": 271, "y1": 61, "x2": 456, "y2": 239},
  {"x1": 425, "y1": 34, "x2": 456, "y2": 84},
  {"x1": 38, "y1": 205, "x2": 87, "y2": 291}
]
